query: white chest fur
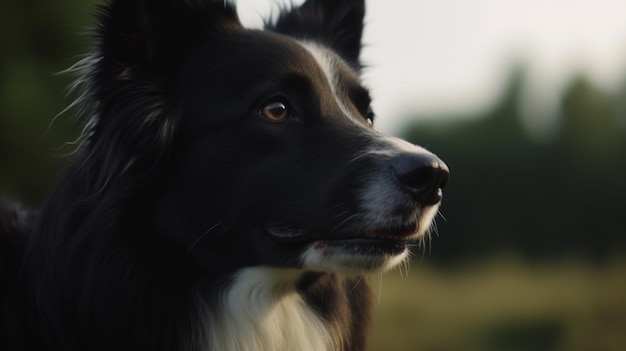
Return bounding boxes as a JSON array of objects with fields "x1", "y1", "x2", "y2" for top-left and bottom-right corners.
[{"x1": 204, "y1": 267, "x2": 336, "y2": 351}]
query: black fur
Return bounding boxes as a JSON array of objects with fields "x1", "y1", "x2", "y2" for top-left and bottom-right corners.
[
  {"x1": 1, "y1": 0, "x2": 448, "y2": 350},
  {"x1": 267, "y1": 0, "x2": 365, "y2": 70}
]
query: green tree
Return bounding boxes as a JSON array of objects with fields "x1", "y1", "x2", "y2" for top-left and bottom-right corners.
[{"x1": 402, "y1": 68, "x2": 626, "y2": 263}]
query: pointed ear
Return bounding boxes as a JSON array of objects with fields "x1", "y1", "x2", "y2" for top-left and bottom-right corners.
[
  {"x1": 75, "y1": 1, "x2": 243, "y2": 183},
  {"x1": 96, "y1": 0, "x2": 242, "y2": 82},
  {"x1": 267, "y1": 0, "x2": 365, "y2": 70}
]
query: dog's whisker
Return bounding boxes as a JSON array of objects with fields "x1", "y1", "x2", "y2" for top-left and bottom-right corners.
[
  {"x1": 346, "y1": 150, "x2": 372, "y2": 166},
  {"x1": 349, "y1": 276, "x2": 365, "y2": 292},
  {"x1": 186, "y1": 222, "x2": 221, "y2": 255},
  {"x1": 329, "y1": 213, "x2": 360, "y2": 235},
  {"x1": 397, "y1": 256, "x2": 409, "y2": 279},
  {"x1": 437, "y1": 210, "x2": 448, "y2": 222},
  {"x1": 376, "y1": 272, "x2": 384, "y2": 305},
  {"x1": 402, "y1": 251, "x2": 413, "y2": 278},
  {"x1": 429, "y1": 219, "x2": 439, "y2": 238}
]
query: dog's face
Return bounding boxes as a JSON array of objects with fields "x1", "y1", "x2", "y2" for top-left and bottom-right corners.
[{"x1": 91, "y1": 0, "x2": 448, "y2": 275}]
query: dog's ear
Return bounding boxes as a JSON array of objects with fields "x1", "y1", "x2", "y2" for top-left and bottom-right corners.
[
  {"x1": 268, "y1": 0, "x2": 365, "y2": 70},
  {"x1": 73, "y1": 1, "x2": 243, "y2": 190},
  {"x1": 96, "y1": 0, "x2": 242, "y2": 82}
]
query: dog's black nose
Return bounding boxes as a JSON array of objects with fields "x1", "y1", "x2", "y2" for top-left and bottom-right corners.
[{"x1": 391, "y1": 153, "x2": 449, "y2": 205}]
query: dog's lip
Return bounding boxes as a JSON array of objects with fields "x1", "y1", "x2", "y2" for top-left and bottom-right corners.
[
  {"x1": 267, "y1": 226, "x2": 316, "y2": 242},
  {"x1": 267, "y1": 223, "x2": 419, "y2": 243},
  {"x1": 312, "y1": 237, "x2": 408, "y2": 256}
]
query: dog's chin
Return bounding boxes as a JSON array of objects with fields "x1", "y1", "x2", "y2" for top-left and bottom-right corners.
[
  {"x1": 299, "y1": 237, "x2": 412, "y2": 274},
  {"x1": 269, "y1": 222, "x2": 430, "y2": 274}
]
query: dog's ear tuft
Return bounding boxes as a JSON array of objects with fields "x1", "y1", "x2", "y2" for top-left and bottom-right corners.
[
  {"x1": 267, "y1": 0, "x2": 365, "y2": 70},
  {"x1": 96, "y1": 0, "x2": 242, "y2": 81},
  {"x1": 72, "y1": 1, "x2": 243, "y2": 189}
]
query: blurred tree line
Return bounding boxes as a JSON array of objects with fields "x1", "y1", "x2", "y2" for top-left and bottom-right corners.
[
  {"x1": 1, "y1": 0, "x2": 625, "y2": 264},
  {"x1": 0, "y1": 0, "x2": 98, "y2": 205},
  {"x1": 403, "y1": 67, "x2": 626, "y2": 264}
]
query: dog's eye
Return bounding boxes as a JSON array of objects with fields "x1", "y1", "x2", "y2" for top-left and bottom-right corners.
[{"x1": 261, "y1": 101, "x2": 289, "y2": 122}]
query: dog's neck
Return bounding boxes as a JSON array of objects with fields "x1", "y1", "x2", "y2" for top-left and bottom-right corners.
[{"x1": 202, "y1": 267, "x2": 338, "y2": 351}]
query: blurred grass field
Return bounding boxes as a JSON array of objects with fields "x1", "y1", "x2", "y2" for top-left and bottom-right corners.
[{"x1": 367, "y1": 255, "x2": 626, "y2": 351}]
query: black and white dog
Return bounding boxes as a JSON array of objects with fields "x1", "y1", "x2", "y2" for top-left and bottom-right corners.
[{"x1": 0, "y1": 0, "x2": 448, "y2": 350}]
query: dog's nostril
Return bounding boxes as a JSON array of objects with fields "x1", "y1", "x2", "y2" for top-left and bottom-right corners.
[{"x1": 391, "y1": 153, "x2": 449, "y2": 205}]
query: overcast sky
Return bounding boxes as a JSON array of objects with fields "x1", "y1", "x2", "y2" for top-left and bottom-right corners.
[{"x1": 237, "y1": 0, "x2": 626, "y2": 135}]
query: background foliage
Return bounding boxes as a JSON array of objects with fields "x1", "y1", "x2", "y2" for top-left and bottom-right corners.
[
  {"x1": 0, "y1": 0, "x2": 97, "y2": 204},
  {"x1": 402, "y1": 67, "x2": 626, "y2": 263}
]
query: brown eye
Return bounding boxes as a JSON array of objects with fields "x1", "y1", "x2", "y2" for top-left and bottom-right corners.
[{"x1": 261, "y1": 101, "x2": 289, "y2": 121}]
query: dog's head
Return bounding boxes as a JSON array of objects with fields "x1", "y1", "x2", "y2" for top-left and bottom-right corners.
[{"x1": 83, "y1": 0, "x2": 448, "y2": 274}]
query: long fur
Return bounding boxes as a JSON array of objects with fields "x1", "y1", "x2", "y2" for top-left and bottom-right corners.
[{"x1": 0, "y1": 1, "x2": 448, "y2": 350}]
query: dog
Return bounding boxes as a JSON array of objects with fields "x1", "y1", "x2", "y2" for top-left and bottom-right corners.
[{"x1": 0, "y1": 0, "x2": 449, "y2": 350}]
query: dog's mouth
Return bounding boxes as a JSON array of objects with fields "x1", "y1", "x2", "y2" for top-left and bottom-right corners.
[
  {"x1": 268, "y1": 222, "x2": 417, "y2": 243},
  {"x1": 267, "y1": 222, "x2": 421, "y2": 272}
]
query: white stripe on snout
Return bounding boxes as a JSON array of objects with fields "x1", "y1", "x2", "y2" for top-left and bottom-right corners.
[
  {"x1": 298, "y1": 41, "x2": 436, "y2": 163},
  {"x1": 348, "y1": 135, "x2": 434, "y2": 167},
  {"x1": 297, "y1": 41, "x2": 363, "y2": 125},
  {"x1": 375, "y1": 136, "x2": 433, "y2": 157}
]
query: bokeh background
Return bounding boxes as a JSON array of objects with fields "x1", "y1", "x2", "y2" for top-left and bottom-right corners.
[{"x1": 1, "y1": 0, "x2": 625, "y2": 350}]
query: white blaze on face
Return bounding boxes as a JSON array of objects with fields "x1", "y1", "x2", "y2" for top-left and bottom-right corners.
[{"x1": 297, "y1": 41, "x2": 364, "y2": 126}]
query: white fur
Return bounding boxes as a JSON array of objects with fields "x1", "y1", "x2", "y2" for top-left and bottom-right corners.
[
  {"x1": 300, "y1": 241, "x2": 409, "y2": 274},
  {"x1": 204, "y1": 267, "x2": 337, "y2": 351},
  {"x1": 297, "y1": 41, "x2": 363, "y2": 125}
]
